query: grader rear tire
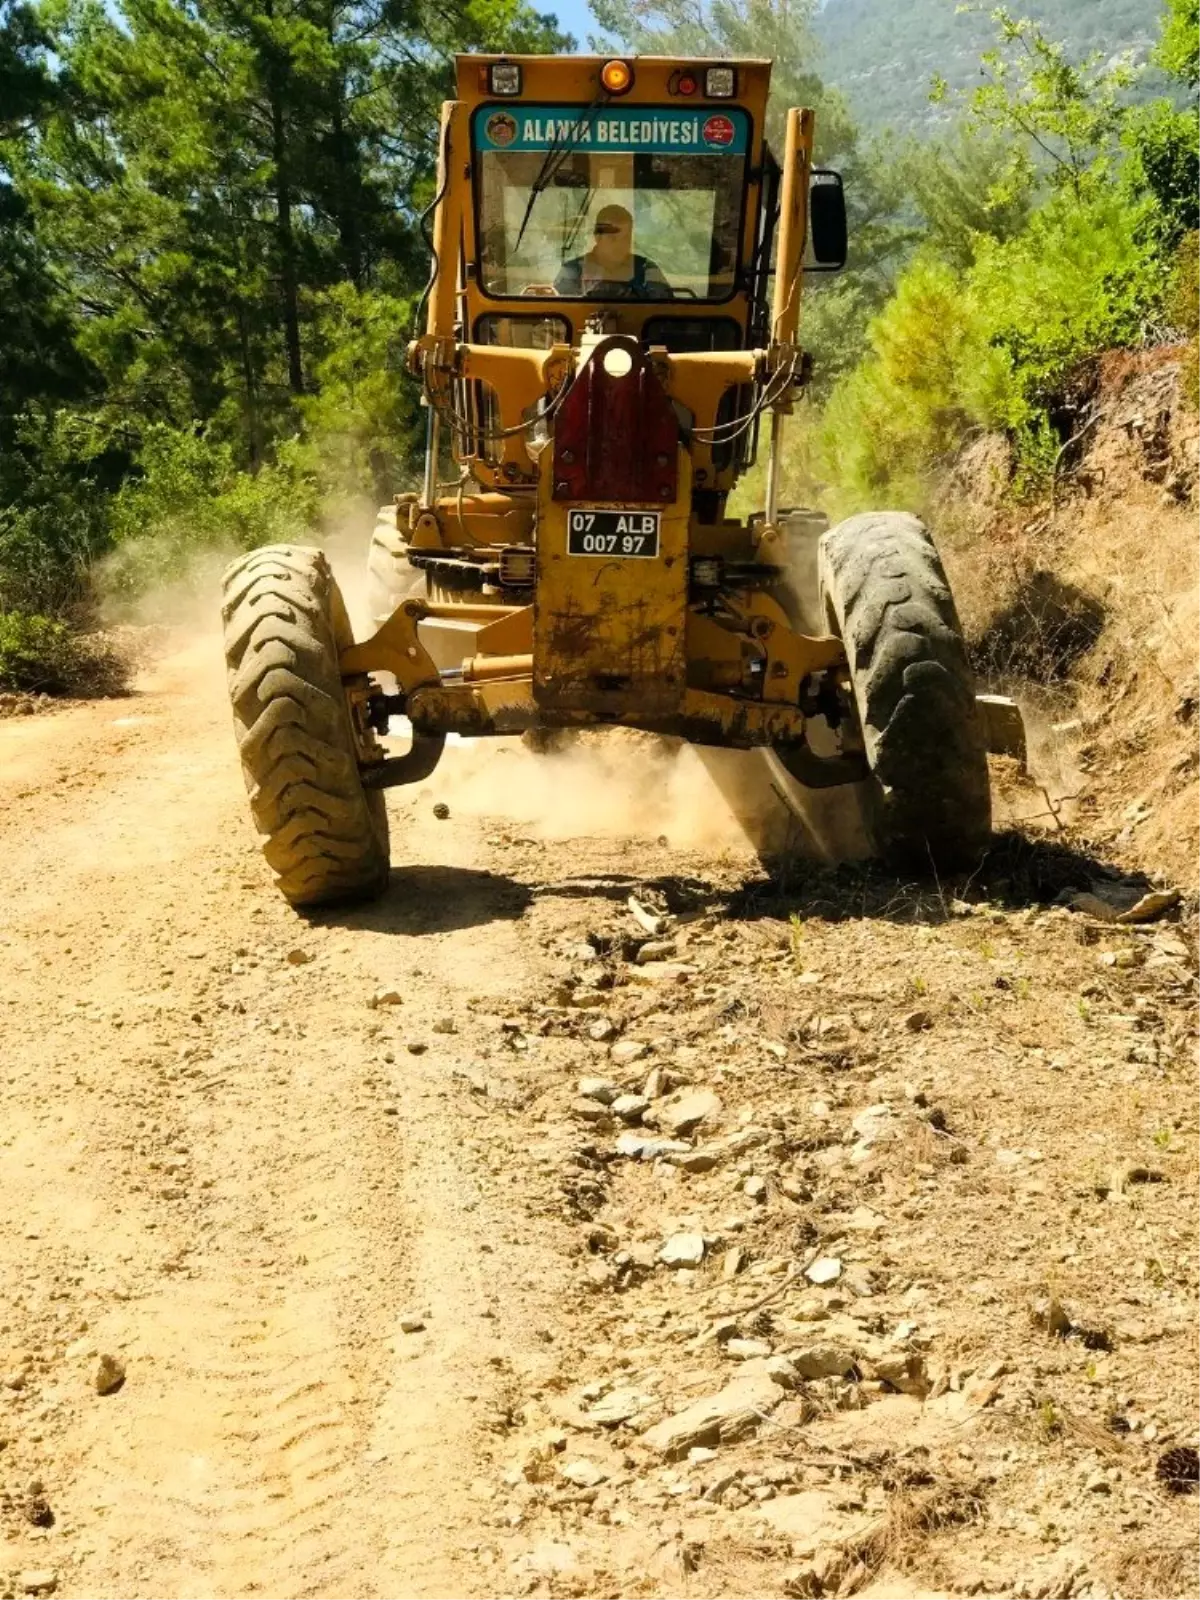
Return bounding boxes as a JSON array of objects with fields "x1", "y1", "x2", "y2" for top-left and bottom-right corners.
[
  {"x1": 367, "y1": 502, "x2": 423, "y2": 625},
  {"x1": 222, "y1": 544, "x2": 390, "y2": 909},
  {"x1": 819, "y1": 512, "x2": 991, "y2": 870}
]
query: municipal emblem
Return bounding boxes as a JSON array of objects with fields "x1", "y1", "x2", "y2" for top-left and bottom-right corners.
[{"x1": 485, "y1": 112, "x2": 518, "y2": 147}]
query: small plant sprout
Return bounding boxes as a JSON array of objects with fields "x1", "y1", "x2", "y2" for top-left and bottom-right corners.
[{"x1": 1039, "y1": 1400, "x2": 1062, "y2": 1440}]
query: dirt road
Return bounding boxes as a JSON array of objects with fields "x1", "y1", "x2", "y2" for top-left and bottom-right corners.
[{"x1": 0, "y1": 637, "x2": 1196, "y2": 1600}]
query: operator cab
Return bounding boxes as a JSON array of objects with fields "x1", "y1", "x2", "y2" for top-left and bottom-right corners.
[
  {"x1": 449, "y1": 55, "x2": 844, "y2": 507},
  {"x1": 474, "y1": 103, "x2": 749, "y2": 311}
]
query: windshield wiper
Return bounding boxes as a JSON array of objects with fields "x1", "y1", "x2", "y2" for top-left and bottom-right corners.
[
  {"x1": 513, "y1": 95, "x2": 604, "y2": 255},
  {"x1": 561, "y1": 186, "x2": 595, "y2": 258}
]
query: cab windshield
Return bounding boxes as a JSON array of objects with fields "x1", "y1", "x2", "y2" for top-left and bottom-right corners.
[{"x1": 473, "y1": 104, "x2": 749, "y2": 302}]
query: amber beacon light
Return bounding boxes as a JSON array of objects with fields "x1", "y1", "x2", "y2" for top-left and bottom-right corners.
[{"x1": 600, "y1": 59, "x2": 633, "y2": 94}]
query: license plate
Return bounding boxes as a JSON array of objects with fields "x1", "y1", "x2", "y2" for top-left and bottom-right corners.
[{"x1": 566, "y1": 509, "x2": 660, "y2": 558}]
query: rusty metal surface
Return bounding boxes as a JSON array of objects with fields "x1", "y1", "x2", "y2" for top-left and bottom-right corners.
[
  {"x1": 408, "y1": 682, "x2": 538, "y2": 738},
  {"x1": 551, "y1": 340, "x2": 679, "y2": 505},
  {"x1": 406, "y1": 672, "x2": 811, "y2": 750},
  {"x1": 534, "y1": 454, "x2": 691, "y2": 719}
]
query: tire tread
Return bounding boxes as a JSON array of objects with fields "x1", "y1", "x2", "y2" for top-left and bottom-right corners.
[
  {"x1": 366, "y1": 504, "x2": 424, "y2": 623},
  {"x1": 819, "y1": 512, "x2": 991, "y2": 867},
  {"x1": 221, "y1": 544, "x2": 390, "y2": 907}
]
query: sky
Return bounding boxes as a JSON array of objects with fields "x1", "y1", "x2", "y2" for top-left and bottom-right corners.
[{"x1": 548, "y1": 0, "x2": 604, "y2": 48}]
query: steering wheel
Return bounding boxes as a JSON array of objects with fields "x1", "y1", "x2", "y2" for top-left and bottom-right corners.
[{"x1": 583, "y1": 280, "x2": 678, "y2": 302}]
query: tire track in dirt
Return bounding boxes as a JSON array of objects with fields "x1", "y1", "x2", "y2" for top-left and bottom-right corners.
[{"x1": 0, "y1": 644, "x2": 561, "y2": 1600}]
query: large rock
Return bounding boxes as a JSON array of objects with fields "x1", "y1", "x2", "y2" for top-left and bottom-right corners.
[
  {"x1": 788, "y1": 1343, "x2": 858, "y2": 1380},
  {"x1": 659, "y1": 1232, "x2": 706, "y2": 1268},
  {"x1": 611, "y1": 1039, "x2": 651, "y2": 1066},
  {"x1": 654, "y1": 1089, "x2": 722, "y2": 1138},
  {"x1": 578, "y1": 1077, "x2": 619, "y2": 1104},
  {"x1": 612, "y1": 1093, "x2": 649, "y2": 1124},
  {"x1": 641, "y1": 1372, "x2": 779, "y2": 1459},
  {"x1": 745, "y1": 1489, "x2": 874, "y2": 1563},
  {"x1": 863, "y1": 1351, "x2": 929, "y2": 1397},
  {"x1": 93, "y1": 1353, "x2": 125, "y2": 1395},
  {"x1": 616, "y1": 1133, "x2": 691, "y2": 1161},
  {"x1": 804, "y1": 1256, "x2": 842, "y2": 1286}
]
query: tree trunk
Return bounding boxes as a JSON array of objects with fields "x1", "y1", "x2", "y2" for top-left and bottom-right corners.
[
  {"x1": 331, "y1": 93, "x2": 364, "y2": 289},
  {"x1": 266, "y1": 49, "x2": 303, "y2": 394},
  {"x1": 235, "y1": 297, "x2": 263, "y2": 469}
]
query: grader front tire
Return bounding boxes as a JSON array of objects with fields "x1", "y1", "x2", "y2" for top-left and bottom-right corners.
[
  {"x1": 221, "y1": 545, "x2": 390, "y2": 909},
  {"x1": 819, "y1": 512, "x2": 992, "y2": 870}
]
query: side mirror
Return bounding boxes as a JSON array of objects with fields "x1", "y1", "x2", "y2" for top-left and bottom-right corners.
[{"x1": 807, "y1": 170, "x2": 847, "y2": 273}]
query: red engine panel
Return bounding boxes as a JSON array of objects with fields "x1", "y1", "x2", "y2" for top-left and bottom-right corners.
[{"x1": 551, "y1": 339, "x2": 679, "y2": 504}]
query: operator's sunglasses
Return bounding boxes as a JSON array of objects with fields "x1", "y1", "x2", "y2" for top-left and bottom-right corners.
[{"x1": 594, "y1": 221, "x2": 630, "y2": 235}]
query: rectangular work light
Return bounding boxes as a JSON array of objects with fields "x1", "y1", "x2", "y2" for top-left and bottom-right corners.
[
  {"x1": 488, "y1": 61, "x2": 523, "y2": 96},
  {"x1": 704, "y1": 65, "x2": 736, "y2": 98}
]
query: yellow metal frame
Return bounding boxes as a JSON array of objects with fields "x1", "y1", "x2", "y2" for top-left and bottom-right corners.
[{"x1": 346, "y1": 53, "x2": 849, "y2": 767}]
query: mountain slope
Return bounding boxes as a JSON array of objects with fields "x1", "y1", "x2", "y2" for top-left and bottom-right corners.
[{"x1": 813, "y1": 0, "x2": 1164, "y2": 132}]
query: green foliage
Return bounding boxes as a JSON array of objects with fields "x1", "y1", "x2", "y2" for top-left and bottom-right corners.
[
  {"x1": 899, "y1": 126, "x2": 1034, "y2": 268},
  {"x1": 0, "y1": 610, "x2": 128, "y2": 694},
  {"x1": 819, "y1": 185, "x2": 1161, "y2": 508},
  {"x1": 972, "y1": 185, "x2": 1161, "y2": 422},
  {"x1": 1172, "y1": 231, "x2": 1200, "y2": 407},
  {"x1": 0, "y1": 1, "x2": 55, "y2": 137},
  {"x1": 819, "y1": 255, "x2": 1009, "y2": 510},
  {"x1": 0, "y1": 409, "x2": 121, "y2": 613},
  {"x1": 298, "y1": 285, "x2": 424, "y2": 505},
  {"x1": 1124, "y1": 97, "x2": 1200, "y2": 242},
  {"x1": 949, "y1": 6, "x2": 1138, "y2": 196},
  {"x1": 103, "y1": 424, "x2": 320, "y2": 601},
  {"x1": 1155, "y1": 0, "x2": 1199, "y2": 86},
  {"x1": 1174, "y1": 231, "x2": 1200, "y2": 337},
  {"x1": 815, "y1": 1, "x2": 1188, "y2": 511}
]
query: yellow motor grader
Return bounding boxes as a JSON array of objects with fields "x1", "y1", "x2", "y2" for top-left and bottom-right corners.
[{"x1": 221, "y1": 52, "x2": 1021, "y2": 908}]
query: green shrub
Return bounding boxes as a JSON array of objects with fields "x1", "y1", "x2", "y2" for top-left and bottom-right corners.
[
  {"x1": 0, "y1": 610, "x2": 128, "y2": 695},
  {"x1": 817, "y1": 256, "x2": 1011, "y2": 511},
  {"x1": 103, "y1": 424, "x2": 320, "y2": 602},
  {"x1": 1171, "y1": 231, "x2": 1200, "y2": 408},
  {"x1": 1124, "y1": 99, "x2": 1200, "y2": 245},
  {"x1": 0, "y1": 409, "x2": 121, "y2": 615},
  {"x1": 818, "y1": 186, "x2": 1162, "y2": 508},
  {"x1": 972, "y1": 185, "x2": 1161, "y2": 481},
  {"x1": 298, "y1": 285, "x2": 424, "y2": 505}
]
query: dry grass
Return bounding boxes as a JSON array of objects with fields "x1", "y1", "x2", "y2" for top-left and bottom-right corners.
[{"x1": 1110, "y1": 1540, "x2": 1198, "y2": 1600}]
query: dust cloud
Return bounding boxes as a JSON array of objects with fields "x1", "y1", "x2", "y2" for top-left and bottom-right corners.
[
  {"x1": 402, "y1": 727, "x2": 813, "y2": 855},
  {"x1": 989, "y1": 687, "x2": 1084, "y2": 831},
  {"x1": 101, "y1": 527, "x2": 859, "y2": 865}
]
